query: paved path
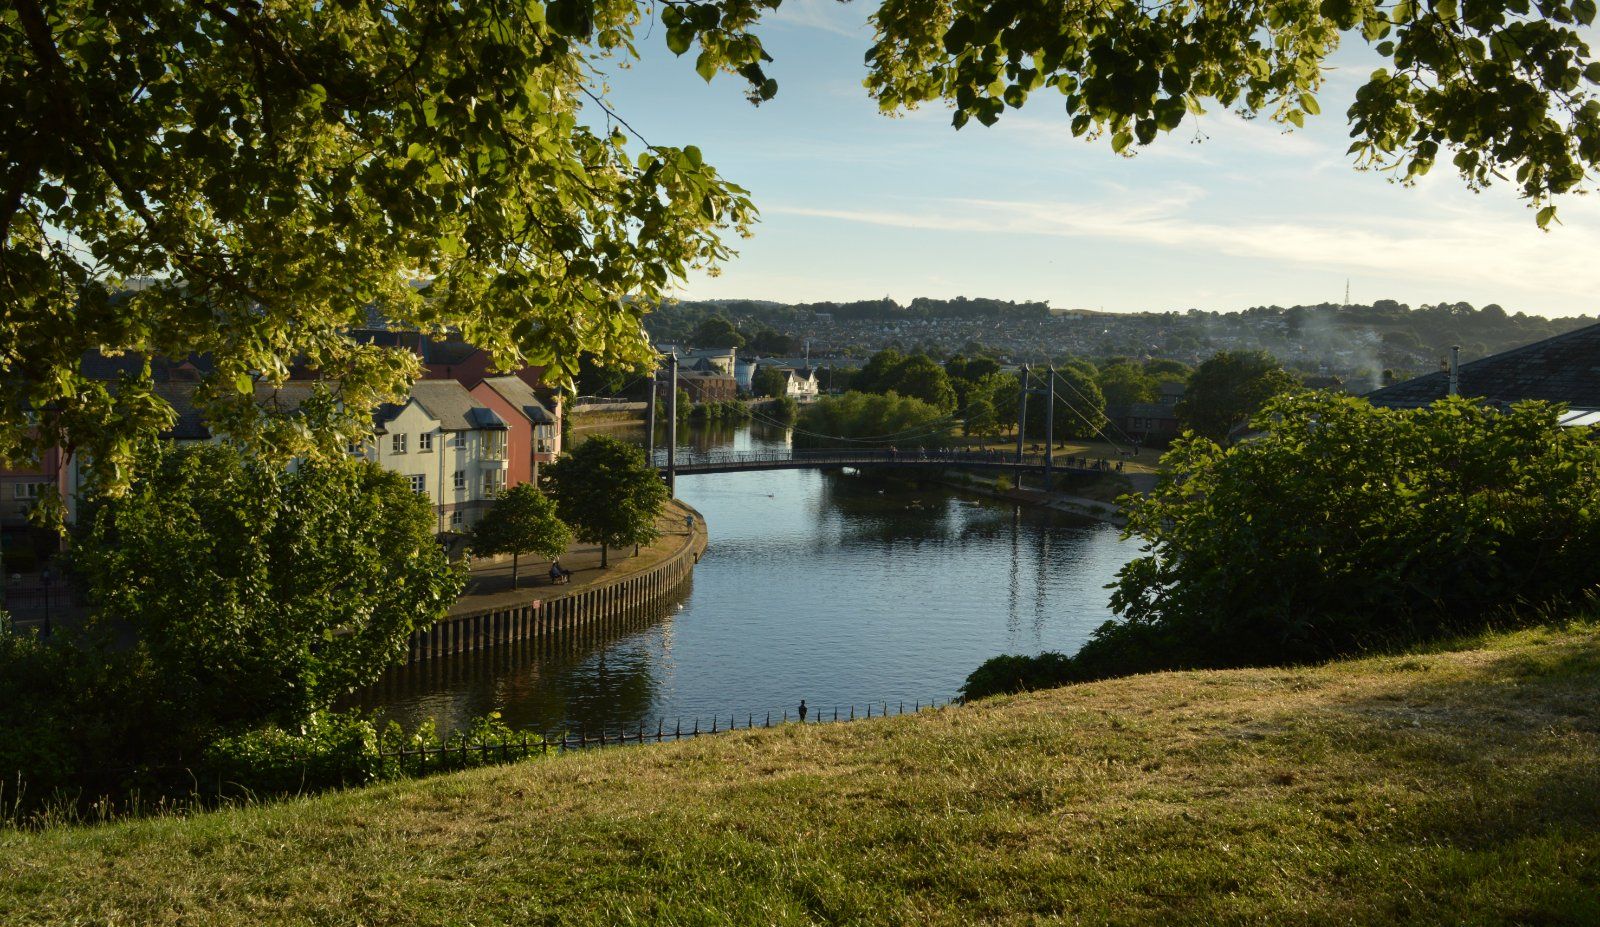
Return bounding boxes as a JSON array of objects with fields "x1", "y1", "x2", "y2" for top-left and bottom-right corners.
[{"x1": 450, "y1": 499, "x2": 702, "y2": 617}]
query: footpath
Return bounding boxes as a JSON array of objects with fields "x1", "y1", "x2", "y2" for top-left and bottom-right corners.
[{"x1": 450, "y1": 498, "x2": 705, "y2": 617}]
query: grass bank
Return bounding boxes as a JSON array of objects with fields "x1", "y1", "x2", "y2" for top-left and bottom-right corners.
[{"x1": 4, "y1": 625, "x2": 1599, "y2": 925}]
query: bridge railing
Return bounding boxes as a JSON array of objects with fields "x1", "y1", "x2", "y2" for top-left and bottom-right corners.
[{"x1": 649, "y1": 448, "x2": 1118, "y2": 471}]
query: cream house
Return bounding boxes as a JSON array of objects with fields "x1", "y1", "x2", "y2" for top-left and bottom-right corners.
[{"x1": 365, "y1": 380, "x2": 510, "y2": 534}]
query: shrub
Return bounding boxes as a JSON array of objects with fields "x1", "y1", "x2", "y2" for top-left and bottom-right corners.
[
  {"x1": 1110, "y1": 394, "x2": 1600, "y2": 668},
  {"x1": 960, "y1": 652, "x2": 1076, "y2": 700},
  {"x1": 201, "y1": 711, "x2": 384, "y2": 796}
]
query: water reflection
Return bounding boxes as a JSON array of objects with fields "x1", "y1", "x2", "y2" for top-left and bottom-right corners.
[{"x1": 356, "y1": 423, "x2": 1141, "y2": 736}]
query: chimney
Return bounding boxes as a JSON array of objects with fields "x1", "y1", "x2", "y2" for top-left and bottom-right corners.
[{"x1": 1447, "y1": 345, "x2": 1460, "y2": 397}]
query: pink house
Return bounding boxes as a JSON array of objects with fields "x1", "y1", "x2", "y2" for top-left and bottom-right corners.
[{"x1": 468, "y1": 376, "x2": 561, "y2": 485}]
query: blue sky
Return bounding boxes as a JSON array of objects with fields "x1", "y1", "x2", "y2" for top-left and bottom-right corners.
[{"x1": 601, "y1": 2, "x2": 1600, "y2": 318}]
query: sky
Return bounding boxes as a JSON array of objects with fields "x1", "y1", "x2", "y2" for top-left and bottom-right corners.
[{"x1": 598, "y1": 2, "x2": 1600, "y2": 318}]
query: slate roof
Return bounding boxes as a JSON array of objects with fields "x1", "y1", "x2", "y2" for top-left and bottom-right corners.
[
  {"x1": 1365, "y1": 322, "x2": 1600, "y2": 411},
  {"x1": 382, "y1": 380, "x2": 504, "y2": 431},
  {"x1": 479, "y1": 375, "x2": 557, "y2": 425}
]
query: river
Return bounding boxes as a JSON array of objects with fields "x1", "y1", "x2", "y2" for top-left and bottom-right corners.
[{"x1": 355, "y1": 422, "x2": 1142, "y2": 735}]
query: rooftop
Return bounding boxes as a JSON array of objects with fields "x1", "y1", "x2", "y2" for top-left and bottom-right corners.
[{"x1": 1365, "y1": 322, "x2": 1600, "y2": 412}]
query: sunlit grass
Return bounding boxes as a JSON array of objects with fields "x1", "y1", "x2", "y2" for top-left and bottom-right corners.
[{"x1": 3, "y1": 623, "x2": 1598, "y2": 925}]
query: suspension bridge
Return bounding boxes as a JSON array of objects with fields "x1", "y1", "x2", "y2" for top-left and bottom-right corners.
[{"x1": 650, "y1": 447, "x2": 1117, "y2": 477}]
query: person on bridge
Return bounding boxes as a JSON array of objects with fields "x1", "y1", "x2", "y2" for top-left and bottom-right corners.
[{"x1": 798, "y1": 700, "x2": 808, "y2": 723}]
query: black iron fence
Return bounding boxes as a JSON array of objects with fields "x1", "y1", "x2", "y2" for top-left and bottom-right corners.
[{"x1": 381, "y1": 697, "x2": 960, "y2": 777}]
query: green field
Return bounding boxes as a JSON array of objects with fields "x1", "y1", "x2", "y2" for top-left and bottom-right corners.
[{"x1": 3, "y1": 624, "x2": 1598, "y2": 926}]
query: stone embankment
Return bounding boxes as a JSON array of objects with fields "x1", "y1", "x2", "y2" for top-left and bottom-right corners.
[{"x1": 405, "y1": 499, "x2": 707, "y2": 663}]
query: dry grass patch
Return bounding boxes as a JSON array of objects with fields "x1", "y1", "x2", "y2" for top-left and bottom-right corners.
[{"x1": 3, "y1": 625, "x2": 1599, "y2": 925}]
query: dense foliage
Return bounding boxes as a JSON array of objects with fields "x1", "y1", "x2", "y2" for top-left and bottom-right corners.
[
  {"x1": 0, "y1": 444, "x2": 462, "y2": 804},
  {"x1": 471, "y1": 483, "x2": 573, "y2": 588},
  {"x1": 3, "y1": 0, "x2": 758, "y2": 488},
  {"x1": 1023, "y1": 364, "x2": 1108, "y2": 442},
  {"x1": 546, "y1": 435, "x2": 669, "y2": 567},
  {"x1": 795, "y1": 391, "x2": 955, "y2": 448},
  {"x1": 963, "y1": 394, "x2": 1600, "y2": 698},
  {"x1": 866, "y1": 0, "x2": 1600, "y2": 221},
  {"x1": 1176, "y1": 350, "x2": 1299, "y2": 441}
]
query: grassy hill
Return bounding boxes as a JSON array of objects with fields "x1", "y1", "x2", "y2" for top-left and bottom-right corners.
[{"x1": 3, "y1": 624, "x2": 1599, "y2": 926}]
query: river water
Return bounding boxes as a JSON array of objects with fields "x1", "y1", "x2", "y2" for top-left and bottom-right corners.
[{"x1": 356, "y1": 423, "x2": 1142, "y2": 735}]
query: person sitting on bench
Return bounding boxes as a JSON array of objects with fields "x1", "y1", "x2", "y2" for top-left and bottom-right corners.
[{"x1": 549, "y1": 560, "x2": 571, "y2": 585}]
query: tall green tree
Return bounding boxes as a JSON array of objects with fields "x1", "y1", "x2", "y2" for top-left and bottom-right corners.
[
  {"x1": 690, "y1": 315, "x2": 747, "y2": 349},
  {"x1": 73, "y1": 444, "x2": 463, "y2": 738},
  {"x1": 1177, "y1": 350, "x2": 1299, "y2": 442},
  {"x1": 471, "y1": 483, "x2": 572, "y2": 588},
  {"x1": 546, "y1": 435, "x2": 669, "y2": 568},
  {"x1": 752, "y1": 364, "x2": 789, "y2": 398},
  {"x1": 2, "y1": 0, "x2": 759, "y2": 489},
  {"x1": 883, "y1": 354, "x2": 959, "y2": 411},
  {"x1": 865, "y1": 0, "x2": 1600, "y2": 225},
  {"x1": 1096, "y1": 362, "x2": 1159, "y2": 412},
  {"x1": 854, "y1": 349, "x2": 908, "y2": 395},
  {"x1": 1026, "y1": 366, "x2": 1107, "y2": 442}
]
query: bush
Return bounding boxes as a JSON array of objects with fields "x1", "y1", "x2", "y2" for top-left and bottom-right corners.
[
  {"x1": 795, "y1": 391, "x2": 953, "y2": 448},
  {"x1": 201, "y1": 711, "x2": 384, "y2": 796},
  {"x1": 960, "y1": 652, "x2": 1076, "y2": 700},
  {"x1": 1111, "y1": 394, "x2": 1600, "y2": 668},
  {"x1": 963, "y1": 394, "x2": 1600, "y2": 699}
]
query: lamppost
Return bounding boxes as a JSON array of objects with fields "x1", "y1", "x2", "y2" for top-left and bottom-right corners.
[{"x1": 40, "y1": 566, "x2": 51, "y2": 638}]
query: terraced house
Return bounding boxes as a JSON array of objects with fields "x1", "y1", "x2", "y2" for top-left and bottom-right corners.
[{"x1": 366, "y1": 380, "x2": 515, "y2": 535}]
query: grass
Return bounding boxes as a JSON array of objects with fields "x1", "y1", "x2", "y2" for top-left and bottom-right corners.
[{"x1": 4, "y1": 624, "x2": 1600, "y2": 925}]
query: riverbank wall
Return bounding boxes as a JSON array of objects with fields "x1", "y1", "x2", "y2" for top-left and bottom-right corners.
[{"x1": 404, "y1": 501, "x2": 708, "y2": 664}]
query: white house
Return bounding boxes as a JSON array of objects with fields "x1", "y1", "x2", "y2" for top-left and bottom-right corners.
[
  {"x1": 365, "y1": 380, "x2": 510, "y2": 534},
  {"x1": 772, "y1": 366, "x2": 820, "y2": 400}
]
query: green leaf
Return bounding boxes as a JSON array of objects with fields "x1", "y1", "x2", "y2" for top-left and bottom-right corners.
[
  {"x1": 1537, "y1": 204, "x2": 1557, "y2": 228},
  {"x1": 695, "y1": 51, "x2": 717, "y2": 83},
  {"x1": 1300, "y1": 93, "x2": 1321, "y2": 116},
  {"x1": 666, "y1": 24, "x2": 694, "y2": 56}
]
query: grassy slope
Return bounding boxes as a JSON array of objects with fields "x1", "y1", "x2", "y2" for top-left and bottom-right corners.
[{"x1": 4, "y1": 626, "x2": 1600, "y2": 926}]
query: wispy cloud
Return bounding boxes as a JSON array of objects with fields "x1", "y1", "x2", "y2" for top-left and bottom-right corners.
[
  {"x1": 767, "y1": 190, "x2": 1600, "y2": 298},
  {"x1": 770, "y1": 0, "x2": 872, "y2": 39}
]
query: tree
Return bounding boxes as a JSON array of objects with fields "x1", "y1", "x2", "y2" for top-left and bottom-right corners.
[
  {"x1": 854, "y1": 349, "x2": 908, "y2": 395},
  {"x1": 471, "y1": 483, "x2": 572, "y2": 588},
  {"x1": 690, "y1": 315, "x2": 747, "y2": 349},
  {"x1": 1095, "y1": 362, "x2": 1159, "y2": 413},
  {"x1": 963, "y1": 395, "x2": 1000, "y2": 439},
  {"x1": 1177, "y1": 350, "x2": 1299, "y2": 442},
  {"x1": 1026, "y1": 366, "x2": 1107, "y2": 442},
  {"x1": 749, "y1": 329, "x2": 799, "y2": 355},
  {"x1": 3, "y1": 0, "x2": 759, "y2": 490},
  {"x1": 883, "y1": 354, "x2": 959, "y2": 411},
  {"x1": 796, "y1": 391, "x2": 954, "y2": 448},
  {"x1": 72, "y1": 444, "x2": 463, "y2": 738},
  {"x1": 546, "y1": 435, "x2": 669, "y2": 568},
  {"x1": 865, "y1": 0, "x2": 1600, "y2": 225},
  {"x1": 752, "y1": 365, "x2": 789, "y2": 398}
]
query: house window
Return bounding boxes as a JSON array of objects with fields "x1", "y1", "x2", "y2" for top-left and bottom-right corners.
[
  {"x1": 347, "y1": 441, "x2": 365, "y2": 456},
  {"x1": 12, "y1": 482, "x2": 44, "y2": 500},
  {"x1": 450, "y1": 432, "x2": 466, "y2": 449},
  {"x1": 453, "y1": 470, "x2": 466, "y2": 491},
  {"x1": 392, "y1": 433, "x2": 408, "y2": 454},
  {"x1": 483, "y1": 431, "x2": 507, "y2": 460},
  {"x1": 409, "y1": 474, "x2": 426, "y2": 495},
  {"x1": 450, "y1": 510, "x2": 463, "y2": 529},
  {"x1": 418, "y1": 432, "x2": 434, "y2": 452},
  {"x1": 482, "y1": 470, "x2": 505, "y2": 497}
]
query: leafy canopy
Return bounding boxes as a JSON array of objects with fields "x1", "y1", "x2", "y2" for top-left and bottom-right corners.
[
  {"x1": 1176, "y1": 349, "x2": 1299, "y2": 441},
  {"x1": 865, "y1": 0, "x2": 1600, "y2": 225},
  {"x1": 545, "y1": 434, "x2": 669, "y2": 566},
  {"x1": 72, "y1": 443, "x2": 464, "y2": 737},
  {"x1": 1111, "y1": 392, "x2": 1600, "y2": 667},
  {"x1": 2, "y1": 0, "x2": 763, "y2": 488},
  {"x1": 472, "y1": 482, "x2": 573, "y2": 585}
]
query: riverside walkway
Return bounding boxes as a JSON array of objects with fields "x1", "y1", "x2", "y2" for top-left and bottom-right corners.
[{"x1": 450, "y1": 498, "x2": 705, "y2": 617}]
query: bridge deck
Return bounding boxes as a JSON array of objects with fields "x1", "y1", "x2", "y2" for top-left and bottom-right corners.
[{"x1": 652, "y1": 449, "x2": 1124, "y2": 476}]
